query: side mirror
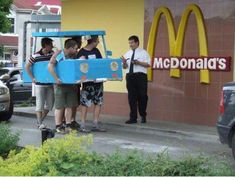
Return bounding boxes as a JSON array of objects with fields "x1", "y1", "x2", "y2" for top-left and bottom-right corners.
[
  {"x1": 0, "y1": 74, "x2": 10, "y2": 81},
  {"x1": 106, "y1": 50, "x2": 112, "y2": 57}
]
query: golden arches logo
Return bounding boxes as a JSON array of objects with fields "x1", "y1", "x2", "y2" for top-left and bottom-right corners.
[{"x1": 147, "y1": 4, "x2": 209, "y2": 84}]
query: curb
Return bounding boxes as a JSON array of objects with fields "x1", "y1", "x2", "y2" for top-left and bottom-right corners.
[
  {"x1": 14, "y1": 111, "x2": 37, "y2": 118},
  {"x1": 13, "y1": 111, "x2": 219, "y2": 142}
]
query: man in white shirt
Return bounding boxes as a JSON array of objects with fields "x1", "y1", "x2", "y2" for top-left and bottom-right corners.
[{"x1": 122, "y1": 35, "x2": 151, "y2": 124}]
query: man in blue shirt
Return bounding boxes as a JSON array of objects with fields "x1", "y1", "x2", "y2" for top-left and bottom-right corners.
[{"x1": 48, "y1": 39, "x2": 79, "y2": 133}]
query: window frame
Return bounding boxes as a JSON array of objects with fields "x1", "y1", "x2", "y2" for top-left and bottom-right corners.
[
  {"x1": 3, "y1": 52, "x2": 11, "y2": 61},
  {"x1": 5, "y1": 10, "x2": 16, "y2": 35}
]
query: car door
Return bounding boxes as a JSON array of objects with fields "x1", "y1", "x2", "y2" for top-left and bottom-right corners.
[{"x1": 10, "y1": 70, "x2": 35, "y2": 104}]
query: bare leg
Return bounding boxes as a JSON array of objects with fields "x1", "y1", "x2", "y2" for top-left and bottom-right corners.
[
  {"x1": 93, "y1": 105, "x2": 101, "y2": 123},
  {"x1": 65, "y1": 107, "x2": 72, "y2": 124},
  {"x1": 92, "y1": 105, "x2": 106, "y2": 132},
  {"x1": 80, "y1": 105, "x2": 87, "y2": 127},
  {"x1": 71, "y1": 106, "x2": 77, "y2": 122},
  {"x1": 61, "y1": 109, "x2": 65, "y2": 123},
  {"x1": 42, "y1": 109, "x2": 49, "y2": 121},
  {"x1": 55, "y1": 108, "x2": 64, "y2": 126},
  {"x1": 36, "y1": 111, "x2": 42, "y2": 119},
  {"x1": 36, "y1": 111, "x2": 43, "y2": 125}
]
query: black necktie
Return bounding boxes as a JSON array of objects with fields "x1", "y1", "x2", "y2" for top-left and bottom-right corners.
[{"x1": 129, "y1": 49, "x2": 135, "y2": 74}]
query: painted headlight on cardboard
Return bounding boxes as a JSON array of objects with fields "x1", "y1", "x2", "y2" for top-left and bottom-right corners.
[
  {"x1": 80, "y1": 63, "x2": 89, "y2": 73},
  {"x1": 110, "y1": 61, "x2": 118, "y2": 71}
]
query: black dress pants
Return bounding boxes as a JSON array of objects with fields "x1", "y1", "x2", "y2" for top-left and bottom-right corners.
[{"x1": 126, "y1": 72, "x2": 148, "y2": 121}]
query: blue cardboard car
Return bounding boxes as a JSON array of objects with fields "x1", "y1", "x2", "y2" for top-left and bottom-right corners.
[{"x1": 23, "y1": 31, "x2": 123, "y2": 84}]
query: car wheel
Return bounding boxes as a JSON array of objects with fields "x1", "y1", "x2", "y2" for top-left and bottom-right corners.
[
  {"x1": 0, "y1": 101, "x2": 13, "y2": 121},
  {"x1": 232, "y1": 133, "x2": 235, "y2": 159}
]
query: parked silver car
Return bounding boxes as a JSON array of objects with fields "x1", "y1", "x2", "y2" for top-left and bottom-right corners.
[
  {"x1": 0, "y1": 67, "x2": 35, "y2": 105},
  {"x1": 0, "y1": 77, "x2": 13, "y2": 121}
]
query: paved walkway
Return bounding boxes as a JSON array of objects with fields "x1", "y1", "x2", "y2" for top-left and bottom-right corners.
[
  {"x1": 10, "y1": 114, "x2": 233, "y2": 163},
  {"x1": 14, "y1": 106, "x2": 218, "y2": 141},
  {"x1": 12, "y1": 107, "x2": 234, "y2": 163}
]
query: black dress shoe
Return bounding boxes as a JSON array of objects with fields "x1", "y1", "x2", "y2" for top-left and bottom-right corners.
[
  {"x1": 141, "y1": 117, "x2": 146, "y2": 123},
  {"x1": 125, "y1": 119, "x2": 137, "y2": 124}
]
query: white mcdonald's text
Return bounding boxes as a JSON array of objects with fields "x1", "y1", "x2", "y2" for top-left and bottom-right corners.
[{"x1": 152, "y1": 57, "x2": 231, "y2": 71}]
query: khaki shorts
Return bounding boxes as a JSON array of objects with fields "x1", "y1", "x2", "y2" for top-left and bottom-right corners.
[
  {"x1": 35, "y1": 85, "x2": 54, "y2": 112},
  {"x1": 54, "y1": 85, "x2": 78, "y2": 109}
]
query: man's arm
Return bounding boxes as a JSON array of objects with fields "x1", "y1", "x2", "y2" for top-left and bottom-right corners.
[
  {"x1": 134, "y1": 60, "x2": 150, "y2": 68},
  {"x1": 25, "y1": 58, "x2": 36, "y2": 83},
  {"x1": 95, "y1": 48, "x2": 102, "y2": 59},
  {"x1": 48, "y1": 51, "x2": 61, "y2": 84},
  {"x1": 121, "y1": 56, "x2": 128, "y2": 69}
]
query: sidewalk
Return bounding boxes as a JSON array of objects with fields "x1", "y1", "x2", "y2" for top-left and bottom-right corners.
[{"x1": 14, "y1": 106, "x2": 218, "y2": 141}]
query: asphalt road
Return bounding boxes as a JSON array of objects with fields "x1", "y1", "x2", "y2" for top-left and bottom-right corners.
[{"x1": 9, "y1": 115, "x2": 235, "y2": 165}]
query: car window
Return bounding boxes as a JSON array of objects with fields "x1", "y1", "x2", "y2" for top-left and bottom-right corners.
[
  {"x1": 10, "y1": 70, "x2": 20, "y2": 78},
  {"x1": 226, "y1": 91, "x2": 235, "y2": 106},
  {"x1": 14, "y1": 74, "x2": 21, "y2": 80},
  {"x1": 0, "y1": 69, "x2": 9, "y2": 76}
]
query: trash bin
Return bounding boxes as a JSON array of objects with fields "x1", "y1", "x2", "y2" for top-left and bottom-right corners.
[{"x1": 41, "y1": 128, "x2": 55, "y2": 144}]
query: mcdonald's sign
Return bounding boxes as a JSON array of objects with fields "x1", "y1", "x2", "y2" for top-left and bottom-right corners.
[{"x1": 147, "y1": 4, "x2": 231, "y2": 84}]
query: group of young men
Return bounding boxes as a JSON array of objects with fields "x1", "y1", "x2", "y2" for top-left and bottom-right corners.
[
  {"x1": 26, "y1": 36, "x2": 105, "y2": 133},
  {"x1": 26, "y1": 34, "x2": 151, "y2": 134}
]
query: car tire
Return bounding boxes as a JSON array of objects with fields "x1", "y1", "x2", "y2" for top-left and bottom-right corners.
[
  {"x1": 0, "y1": 101, "x2": 13, "y2": 121},
  {"x1": 232, "y1": 133, "x2": 235, "y2": 159}
]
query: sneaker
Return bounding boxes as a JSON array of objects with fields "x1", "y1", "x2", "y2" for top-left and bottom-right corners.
[
  {"x1": 125, "y1": 119, "x2": 137, "y2": 124},
  {"x1": 55, "y1": 125, "x2": 66, "y2": 134},
  {"x1": 91, "y1": 126, "x2": 107, "y2": 132},
  {"x1": 71, "y1": 121, "x2": 80, "y2": 130},
  {"x1": 91, "y1": 122, "x2": 106, "y2": 132},
  {"x1": 141, "y1": 117, "x2": 147, "y2": 123},
  {"x1": 78, "y1": 127, "x2": 91, "y2": 133},
  {"x1": 65, "y1": 124, "x2": 73, "y2": 133},
  {"x1": 62, "y1": 121, "x2": 66, "y2": 129},
  {"x1": 38, "y1": 123, "x2": 46, "y2": 130}
]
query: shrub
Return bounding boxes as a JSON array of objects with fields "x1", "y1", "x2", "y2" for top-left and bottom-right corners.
[
  {"x1": 0, "y1": 132, "x2": 93, "y2": 176},
  {"x1": 0, "y1": 133, "x2": 233, "y2": 176},
  {"x1": 0, "y1": 123, "x2": 20, "y2": 157}
]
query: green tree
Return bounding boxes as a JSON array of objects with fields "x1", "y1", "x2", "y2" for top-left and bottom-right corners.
[
  {"x1": 0, "y1": 0, "x2": 13, "y2": 58},
  {"x1": 0, "y1": 0, "x2": 13, "y2": 33}
]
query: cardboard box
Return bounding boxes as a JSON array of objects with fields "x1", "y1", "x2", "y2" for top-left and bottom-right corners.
[{"x1": 23, "y1": 58, "x2": 123, "y2": 84}]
